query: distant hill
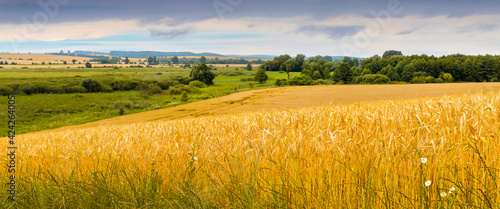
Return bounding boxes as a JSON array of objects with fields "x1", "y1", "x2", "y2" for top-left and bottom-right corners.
[{"x1": 72, "y1": 50, "x2": 364, "y2": 60}]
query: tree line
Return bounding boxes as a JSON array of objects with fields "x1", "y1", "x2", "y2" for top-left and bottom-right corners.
[{"x1": 258, "y1": 51, "x2": 500, "y2": 85}]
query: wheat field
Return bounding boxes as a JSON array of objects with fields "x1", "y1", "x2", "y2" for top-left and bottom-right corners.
[{"x1": 3, "y1": 91, "x2": 500, "y2": 208}]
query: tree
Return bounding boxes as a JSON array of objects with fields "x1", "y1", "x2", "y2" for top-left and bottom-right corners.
[
  {"x1": 124, "y1": 57, "x2": 130, "y2": 64},
  {"x1": 63, "y1": 61, "x2": 67, "y2": 65},
  {"x1": 324, "y1": 56, "x2": 333, "y2": 62},
  {"x1": 343, "y1": 56, "x2": 354, "y2": 67},
  {"x1": 382, "y1": 50, "x2": 403, "y2": 59},
  {"x1": 352, "y1": 58, "x2": 359, "y2": 67},
  {"x1": 171, "y1": 56, "x2": 179, "y2": 64},
  {"x1": 284, "y1": 59, "x2": 297, "y2": 80},
  {"x1": 72, "y1": 59, "x2": 77, "y2": 64},
  {"x1": 255, "y1": 68, "x2": 268, "y2": 84},
  {"x1": 85, "y1": 62, "x2": 92, "y2": 68},
  {"x1": 200, "y1": 56, "x2": 207, "y2": 64},
  {"x1": 333, "y1": 63, "x2": 353, "y2": 83},
  {"x1": 295, "y1": 54, "x2": 306, "y2": 71},
  {"x1": 442, "y1": 73, "x2": 454, "y2": 83},
  {"x1": 190, "y1": 63, "x2": 216, "y2": 85},
  {"x1": 246, "y1": 63, "x2": 252, "y2": 71}
]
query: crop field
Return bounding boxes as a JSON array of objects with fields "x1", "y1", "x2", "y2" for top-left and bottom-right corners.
[{"x1": 2, "y1": 90, "x2": 500, "y2": 208}]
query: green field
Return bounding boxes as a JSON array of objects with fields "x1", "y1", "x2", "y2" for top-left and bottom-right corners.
[{"x1": 0, "y1": 67, "x2": 299, "y2": 136}]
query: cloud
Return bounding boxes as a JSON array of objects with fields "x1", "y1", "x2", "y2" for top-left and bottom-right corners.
[
  {"x1": 457, "y1": 24, "x2": 497, "y2": 34},
  {"x1": 149, "y1": 29, "x2": 192, "y2": 40},
  {"x1": 396, "y1": 27, "x2": 422, "y2": 36},
  {"x1": 296, "y1": 25, "x2": 363, "y2": 39},
  {"x1": 0, "y1": 0, "x2": 499, "y2": 25}
]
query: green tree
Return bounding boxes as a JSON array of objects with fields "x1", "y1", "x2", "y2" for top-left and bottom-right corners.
[
  {"x1": 343, "y1": 56, "x2": 354, "y2": 67},
  {"x1": 312, "y1": 70, "x2": 322, "y2": 80},
  {"x1": 189, "y1": 63, "x2": 216, "y2": 85},
  {"x1": 333, "y1": 63, "x2": 353, "y2": 83},
  {"x1": 85, "y1": 62, "x2": 92, "y2": 68},
  {"x1": 382, "y1": 50, "x2": 403, "y2": 59},
  {"x1": 200, "y1": 56, "x2": 207, "y2": 64},
  {"x1": 63, "y1": 61, "x2": 67, "y2": 65},
  {"x1": 255, "y1": 68, "x2": 268, "y2": 84},
  {"x1": 72, "y1": 59, "x2": 77, "y2": 64},
  {"x1": 352, "y1": 58, "x2": 359, "y2": 67},
  {"x1": 246, "y1": 63, "x2": 252, "y2": 71},
  {"x1": 124, "y1": 57, "x2": 130, "y2": 64},
  {"x1": 442, "y1": 73, "x2": 454, "y2": 83},
  {"x1": 285, "y1": 59, "x2": 297, "y2": 80},
  {"x1": 379, "y1": 65, "x2": 400, "y2": 81},
  {"x1": 171, "y1": 56, "x2": 179, "y2": 64}
]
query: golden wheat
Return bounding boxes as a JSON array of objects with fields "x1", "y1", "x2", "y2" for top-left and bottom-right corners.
[{"x1": 7, "y1": 91, "x2": 500, "y2": 208}]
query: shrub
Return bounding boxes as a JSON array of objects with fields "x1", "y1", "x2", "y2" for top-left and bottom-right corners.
[
  {"x1": 353, "y1": 74, "x2": 391, "y2": 84},
  {"x1": 181, "y1": 91, "x2": 189, "y2": 102},
  {"x1": 138, "y1": 83, "x2": 163, "y2": 97},
  {"x1": 288, "y1": 76, "x2": 315, "y2": 86},
  {"x1": 0, "y1": 86, "x2": 13, "y2": 96},
  {"x1": 221, "y1": 71, "x2": 245, "y2": 76},
  {"x1": 63, "y1": 85, "x2": 87, "y2": 93},
  {"x1": 240, "y1": 78, "x2": 254, "y2": 82},
  {"x1": 110, "y1": 78, "x2": 140, "y2": 91},
  {"x1": 189, "y1": 80, "x2": 207, "y2": 88},
  {"x1": 169, "y1": 84, "x2": 200, "y2": 95},
  {"x1": 275, "y1": 79, "x2": 287, "y2": 86},
  {"x1": 81, "y1": 79, "x2": 103, "y2": 93}
]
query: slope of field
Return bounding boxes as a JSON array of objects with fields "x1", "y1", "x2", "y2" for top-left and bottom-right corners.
[
  {"x1": 4, "y1": 90, "x2": 500, "y2": 208},
  {"x1": 47, "y1": 83, "x2": 500, "y2": 133}
]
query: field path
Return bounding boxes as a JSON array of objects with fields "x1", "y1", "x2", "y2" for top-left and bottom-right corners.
[{"x1": 40, "y1": 83, "x2": 500, "y2": 133}]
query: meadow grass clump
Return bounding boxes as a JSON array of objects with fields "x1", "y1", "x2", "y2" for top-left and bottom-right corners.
[{"x1": 2, "y1": 91, "x2": 500, "y2": 208}]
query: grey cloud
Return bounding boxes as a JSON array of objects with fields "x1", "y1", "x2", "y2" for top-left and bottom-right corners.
[
  {"x1": 458, "y1": 24, "x2": 497, "y2": 34},
  {"x1": 296, "y1": 25, "x2": 363, "y2": 39},
  {"x1": 149, "y1": 29, "x2": 192, "y2": 40},
  {"x1": 396, "y1": 27, "x2": 422, "y2": 36},
  {"x1": 0, "y1": 0, "x2": 499, "y2": 25}
]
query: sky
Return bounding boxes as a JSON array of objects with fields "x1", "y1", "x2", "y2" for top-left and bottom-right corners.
[{"x1": 0, "y1": 0, "x2": 499, "y2": 57}]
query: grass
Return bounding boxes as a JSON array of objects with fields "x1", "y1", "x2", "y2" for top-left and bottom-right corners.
[
  {"x1": 0, "y1": 67, "x2": 296, "y2": 136},
  {"x1": 2, "y1": 91, "x2": 500, "y2": 208}
]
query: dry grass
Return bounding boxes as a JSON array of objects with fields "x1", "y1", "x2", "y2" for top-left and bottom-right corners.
[{"x1": 4, "y1": 90, "x2": 500, "y2": 208}]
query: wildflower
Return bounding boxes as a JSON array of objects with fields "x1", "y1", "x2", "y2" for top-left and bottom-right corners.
[
  {"x1": 449, "y1": 187, "x2": 455, "y2": 193},
  {"x1": 440, "y1": 192, "x2": 447, "y2": 197},
  {"x1": 193, "y1": 156, "x2": 198, "y2": 161},
  {"x1": 425, "y1": 180, "x2": 432, "y2": 187},
  {"x1": 421, "y1": 158, "x2": 427, "y2": 164}
]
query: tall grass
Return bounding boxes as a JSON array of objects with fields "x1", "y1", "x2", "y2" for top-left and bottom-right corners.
[{"x1": 3, "y1": 91, "x2": 500, "y2": 208}]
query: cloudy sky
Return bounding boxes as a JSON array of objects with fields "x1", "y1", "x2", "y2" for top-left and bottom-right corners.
[{"x1": 0, "y1": 0, "x2": 499, "y2": 57}]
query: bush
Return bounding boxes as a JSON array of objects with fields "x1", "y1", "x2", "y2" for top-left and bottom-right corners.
[
  {"x1": 63, "y1": 85, "x2": 87, "y2": 93},
  {"x1": 316, "y1": 79, "x2": 330, "y2": 85},
  {"x1": 221, "y1": 71, "x2": 245, "y2": 76},
  {"x1": 81, "y1": 79, "x2": 103, "y2": 93},
  {"x1": 19, "y1": 83, "x2": 65, "y2": 95},
  {"x1": 189, "y1": 80, "x2": 207, "y2": 88},
  {"x1": 287, "y1": 76, "x2": 315, "y2": 86},
  {"x1": 169, "y1": 84, "x2": 200, "y2": 95},
  {"x1": 110, "y1": 78, "x2": 141, "y2": 91},
  {"x1": 275, "y1": 79, "x2": 288, "y2": 86},
  {"x1": 240, "y1": 78, "x2": 254, "y2": 82},
  {"x1": 138, "y1": 83, "x2": 163, "y2": 97},
  {"x1": 353, "y1": 74, "x2": 391, "y2": 84},
  {"x1": 0, "y1": 86, "x2": 13, "y2": 96}
]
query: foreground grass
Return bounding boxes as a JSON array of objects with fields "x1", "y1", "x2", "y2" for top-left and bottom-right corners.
[{"x1": 2, "y1": 91, "x2": 500, "y2": 208}]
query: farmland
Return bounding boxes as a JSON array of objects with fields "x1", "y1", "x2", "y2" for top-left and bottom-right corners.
[
  {"x1": 0, "y1": 66, "x2": 297, "y2": 136},
  {"x1": 2, "y1": 90, "x2": 500, "y2": 208}
]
